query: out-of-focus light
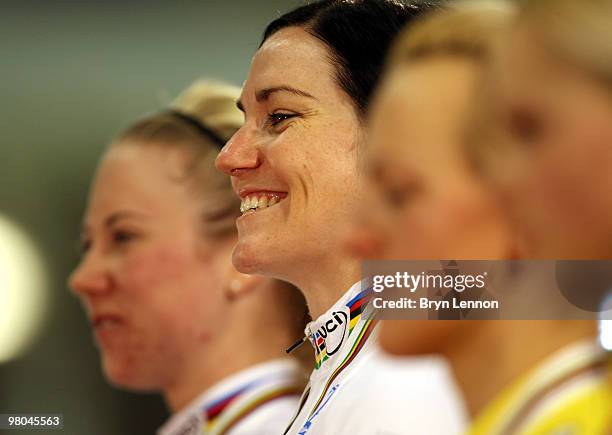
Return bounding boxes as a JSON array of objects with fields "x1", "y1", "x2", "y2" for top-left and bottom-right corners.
[
  {"x1": 599, "y1": 292, "x2": 612, "y2": 351},
  {"x1": 0, "y1": 214, "x2": 49, "y2": 363}
]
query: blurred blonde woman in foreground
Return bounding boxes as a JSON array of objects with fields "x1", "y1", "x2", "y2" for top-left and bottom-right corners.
[
  {"x1": 470, "y1": 0, "x2": 612, "y2": 432},
  {"x1": 69, "y1": 81, "x2": 308, "y2": 435},
  {"x1": 354, "y1": 1, "x2": 610, "y2": 433}
]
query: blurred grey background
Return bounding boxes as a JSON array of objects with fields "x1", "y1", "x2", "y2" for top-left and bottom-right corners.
[{"x1": 0, "y1": 1, "x2": 299, "y2": 433}]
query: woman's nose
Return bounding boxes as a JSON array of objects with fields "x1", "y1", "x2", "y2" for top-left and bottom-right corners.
[
  {"x1": 345, "y1": 184, "x2": 390, "y2": 259},
  {"x1": 68, "y1": 252, "x2": 112, "y2": 298},
  {"x1": 215, "y1": 126, "x2": 262, "y2": 177},
  {"x1": 345, "y1": 221, "x2": 386, "y2": 259}
]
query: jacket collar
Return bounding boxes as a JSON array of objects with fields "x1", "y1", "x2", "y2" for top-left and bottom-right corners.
[
  {"x1": 158, "y1": 358, "x2": 303, "y2": 435},
  {"x1": 306, "y1": 280, "x2": 373, "y2": 370}
]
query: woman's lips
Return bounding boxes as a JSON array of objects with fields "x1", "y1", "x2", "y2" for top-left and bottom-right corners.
[
  {"x1": 92, "y1": 314, "x2": 123, "y2": 327},
  {"x1": 92, "y1": 314, "x2": 126, "y2": 346}
]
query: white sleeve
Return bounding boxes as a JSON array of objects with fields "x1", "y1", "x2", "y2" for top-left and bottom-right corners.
[{"x1": 338, "y1": 353, "x2": 468, "y2": 435}]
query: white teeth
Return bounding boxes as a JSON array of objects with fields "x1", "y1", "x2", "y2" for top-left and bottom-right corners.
[
  {"x1": 240, "y1": 196, "x2": 252, "y2": 214},
  {"x1": 240, "y1": 194, "x2": 283, "y2": 215}
]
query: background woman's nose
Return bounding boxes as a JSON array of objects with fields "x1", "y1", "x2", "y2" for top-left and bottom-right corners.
[
  {"x1": 345, "y1": 221, "x2": 386, "y2": 259},
  {"x1": 68, "y1": 253, "x2": 112, "y2": 298},
  {"x1": 215, "y1": 127, "x2": 262, "y2": 176},
  {"x1": 345, "y1": 184, "x2": 391, "y2": 259}
]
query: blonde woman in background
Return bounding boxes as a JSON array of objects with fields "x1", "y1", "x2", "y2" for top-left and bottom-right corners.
[
  {"x1": 354, "y1": 1, "x2": 611, "y2": 434},
  {"x1": 481, "y1": 0, "x2": 612, "y2": 261},
  {"x1": 352, "y1": 0, "x2": 519, "y2": 419},
  {"x1": 468, "y1": 0, "x2": 612, "y2": 432},
  {"x1": 69, "y1": 81, "x2": 308, "y2": 435}
]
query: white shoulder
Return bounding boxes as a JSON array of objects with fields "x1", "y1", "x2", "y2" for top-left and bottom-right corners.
[
  {"x1": 331, "y1": 350, "x2": 468, "y2": 435},
  {"x1": 225, "y1": 395, "x2": 301, "y2": 435}
]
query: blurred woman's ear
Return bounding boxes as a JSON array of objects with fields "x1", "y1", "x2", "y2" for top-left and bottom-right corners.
[{"x1": 223, "y1": 265, "x2": 264, "y2": 301}]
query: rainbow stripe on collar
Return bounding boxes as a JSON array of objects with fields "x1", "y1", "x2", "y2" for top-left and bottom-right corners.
[
  {"x1": 307, "y1": 317, "x2": 378, "y2": 423},
  {"x1": 212, "y1": 385, "x2": 303, "y2": 435},
  {"x1": 313, "y1": 337, "x2": 326, "y2": 369},
  {"x1": 204, "y1": 375, "x2": 303, "y2": 434},
  {"x1": 204, "y1": 384, "x2": 253, "y2": 427},
  {"x1": 312, "y1": 287, "x2": 373, "y2": 369},
  {"x1": 347, "y1": 288, "x2": 371, "y2": 333}
]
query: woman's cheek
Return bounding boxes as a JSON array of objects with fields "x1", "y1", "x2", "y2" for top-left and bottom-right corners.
[
  {"x1": 414, "y1": 193, "x2": 481, "y2": 259},
  {"x1": 385, "y1": 204, "x2": 434, "y2": 259},
  {"x1": 121, "y1": 245, "x2": 193, "y2": 298}
]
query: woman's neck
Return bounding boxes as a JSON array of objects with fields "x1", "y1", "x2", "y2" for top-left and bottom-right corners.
[
  {"x1": 163, "y1": 320, "x2": 294, "y2": 412},
  {"x1": 163, "y1": 345, "x2": 258, "y2": 412},
  {"x1": 445, "y1": 320, "x2": 597, "y2": 417},
  {"x1": 295, "y1": 256, "x2": 361, "y2": 319}
]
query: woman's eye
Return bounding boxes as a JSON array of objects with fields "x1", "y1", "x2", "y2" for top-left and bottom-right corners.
[
  {"x1": 268, "y1": 112, "x2": 297, "y2": 127},
  {"x1": 112, "y1": 230, "x2": 137, "y2": 245},
  {"x1": 382, "y1": 182, "x2": 422, "y2": 209},
  {"x1": 77, "y1": 237, "x2": 92, "y2": 255},
  {"x1": 384, "y1": 187, "x2": 409, "y2": 208},
  {"x1": 371, "y1": 165, "x2": 422, "y2": 209},
  {"x1": 507, "y1": 107, "x2": 544, "y2": 145}
]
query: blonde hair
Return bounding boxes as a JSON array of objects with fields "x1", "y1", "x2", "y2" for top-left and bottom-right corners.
[
  {"x1": 170, "y1": 81, "x2": 244, "y2": 141},
  {"x1": 516, "y1": 0, "x2": 612, "y2": 86},
  {"x1": 385, "y1": 1, "x2": 515, "y2": 174},
  {"x1": 114, "y1": 80, "x2": 242, "y2": 238},
  {"x1": 388, "y1": 0, "x2": 514, "y2": 67}
]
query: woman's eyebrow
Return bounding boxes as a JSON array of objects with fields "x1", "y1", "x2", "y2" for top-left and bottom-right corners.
[
  {"x1": 236, "y1": 86, "x2": 318, "y2": 112},
  {"x1": 255, "y1": 86, "x2": 318, "y2": 102},
  {"x1": 104, "y1": 211, "x2": 148, "y2": 228}
]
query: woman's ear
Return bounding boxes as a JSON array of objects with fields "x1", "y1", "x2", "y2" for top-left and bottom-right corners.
[{"x1": 224, "y1": 266, "x2": 264, "y2": 301}]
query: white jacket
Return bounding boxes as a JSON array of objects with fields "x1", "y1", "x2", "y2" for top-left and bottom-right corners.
[
  {"x1": 284, "y1": 281, "x2": 468, "y2": 435},
  {"x1": 158, "y1": 359, "x2": 304, "y2": 435}
]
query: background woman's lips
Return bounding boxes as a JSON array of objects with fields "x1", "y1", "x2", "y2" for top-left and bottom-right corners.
[
  {"x1": 92, "y1": 313, "x2": 124, "y2": 328},
  {"x1": 91, "y1": 314, "x2": 128, "y2": 347}
]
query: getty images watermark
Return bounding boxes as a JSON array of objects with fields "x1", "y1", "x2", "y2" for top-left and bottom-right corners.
[{"x1": 362, "y1": 260, "x2": 612, "y2": 320}]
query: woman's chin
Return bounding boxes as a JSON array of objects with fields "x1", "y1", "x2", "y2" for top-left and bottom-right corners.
[
  {"x1": 101, "y1": 354, "x2": 157, "y2": 391},
  {"x1": 232, "y1": 233, "x2": 296, "y2": 282},
  {"x1": 232, "y1": 238, "x2": 268, "y2": 275}
]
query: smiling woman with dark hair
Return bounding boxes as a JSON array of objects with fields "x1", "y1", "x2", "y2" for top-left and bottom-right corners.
[{"x1": 216, "y1": 1, "x2": 466, "y2": 434}]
